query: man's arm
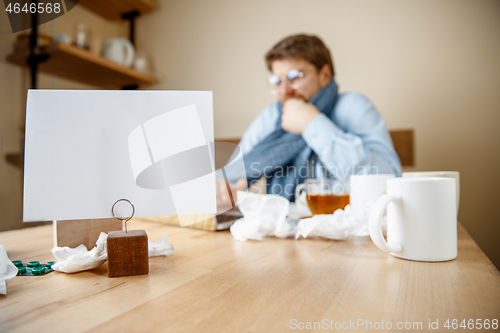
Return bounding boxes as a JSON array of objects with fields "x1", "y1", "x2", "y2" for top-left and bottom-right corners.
[
  {"x1": 220, "y1": 103, "x2": 280, "y2": 183},
  {"x1": 300, "y1": 93, "x2": 402, "y2": 178},
  {"x1": 216, "y1": 103, "x2": 279, "y2": 206}
]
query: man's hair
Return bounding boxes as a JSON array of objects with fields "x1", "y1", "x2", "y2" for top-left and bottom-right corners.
[{"x1": 265, "y1": 34, "x2": 335, "y2": 75}]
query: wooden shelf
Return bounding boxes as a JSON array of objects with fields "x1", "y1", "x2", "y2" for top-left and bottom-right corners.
[
  {"x1": 78, "y1": 0, "x2": 157, "y2": 20},
  {"x1": 6, "y1": 42, "x2": 157, "y2": 89}
]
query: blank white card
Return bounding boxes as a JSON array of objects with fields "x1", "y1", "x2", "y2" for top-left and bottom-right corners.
[{"x1": 24, "y1": 90, "x2": 216, "y2": 222}]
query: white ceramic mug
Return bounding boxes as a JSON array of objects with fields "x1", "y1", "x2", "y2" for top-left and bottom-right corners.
[
  {"x1": 402, "y1": 171, "x2": 460, "y2": 214},
  {"x1": 350, "y1": 174, "x2": 395, "y2": 223},
  {"x1": 369, "y1": 177, "x2": 457, "y2": 262},
  {"x1": 102, "y1": 38, "x2": 135, "y2": 67}
]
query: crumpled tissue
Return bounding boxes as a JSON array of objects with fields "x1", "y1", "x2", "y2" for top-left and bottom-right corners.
[
  {"x1": 148, "y1": 235, "x2": 176, "y2": 257},
  {"x1": 51, "y1": 232, "x2": 108, "y2": 273},
  {"x1": 230, "y1": 191, "x2": 290, "y2": 241},
  {"x1": 228, "y1": 191, "x2": 372, "y2": 241},
  {"x1": 51, "y1": 233, "x2": 177, "y2": 273},
  {"x1": 296, "y1": 204, "x2": 370, "y2": 240},
  {"x1": 0, "y1": 245, "x2": 18, "y2": 294}
]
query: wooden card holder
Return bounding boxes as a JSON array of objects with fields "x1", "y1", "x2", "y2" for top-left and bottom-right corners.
[
  {"x1": 54, "y1": 218, "x2": 122, "y2": 249},
  {"x1": 107, "y1": 230, "x2": 149, "y2": 278}
]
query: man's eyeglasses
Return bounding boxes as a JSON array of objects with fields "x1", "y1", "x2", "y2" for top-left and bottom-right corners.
[{"x1": 268, "y1": 69, "x2": 304, "y2": 94}]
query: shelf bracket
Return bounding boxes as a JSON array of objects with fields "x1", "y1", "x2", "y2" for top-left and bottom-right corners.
[
  {"x1": 122, "y1": 11, "x2": 140, "y2": 46},
  {"x1": 28, "y1": 2, "x2": 50, "y2": 89},
  {"x1": 30, "y1": 6, "x2": 39, "y2": 89},
  {"x1": 27, "y1": 54, "x2": 50, "y2": 67}
]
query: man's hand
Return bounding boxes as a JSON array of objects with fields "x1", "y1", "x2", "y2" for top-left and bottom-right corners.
[
  {"x1": 281, "y1": 98, "x2": 320, "y2": 135},
  {"x1": 216, "y1": 178, "x2": 247, "y2": 208}
]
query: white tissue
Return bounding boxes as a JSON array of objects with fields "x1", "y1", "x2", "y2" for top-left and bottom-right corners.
[
  {"x1": 51, "y1": 232, "x2": 108, "y2": 273},
  {"x1": 230, "y1": 191, "x2": 290, "y2": 241},
  {"x1": 295, "y1": 204, "x2": 369, "y2": 240},
  {"x1": 148, "y1": 236, "x2": 176, "y2": 257},
  {"x1": 0, "y1": 245, "x2": 18, "y2": 294}
]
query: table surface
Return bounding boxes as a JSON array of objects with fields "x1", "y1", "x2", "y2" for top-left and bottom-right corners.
[{"x1": 1, "y1": 218, "x2": 499, "y2": 333}]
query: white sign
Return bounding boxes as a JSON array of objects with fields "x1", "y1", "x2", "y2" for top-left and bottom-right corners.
[{"x1": 24, "y1": 90, "x2": 216, "y2": 222}]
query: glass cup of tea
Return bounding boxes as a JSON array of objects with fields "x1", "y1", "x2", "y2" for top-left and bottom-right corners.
[{"x1": 295, "y1": 179, "x2": 350, "y2": 215}]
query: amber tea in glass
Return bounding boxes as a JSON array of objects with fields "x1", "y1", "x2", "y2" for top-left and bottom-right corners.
[
  {"x1": 296, "y1": 179, "x2": 350, "y2": 215},
  {"x1": 306, "y1": 193, "x2": 350, "y2": 214}
]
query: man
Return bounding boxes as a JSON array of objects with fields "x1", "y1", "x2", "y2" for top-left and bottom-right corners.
[{"x1": 217, "y1": 34, "x2": 401, "y2": 205}]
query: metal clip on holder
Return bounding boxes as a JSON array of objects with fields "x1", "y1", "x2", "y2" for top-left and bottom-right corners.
[{"x1": 111, "y1": 199, "x2": 135, "y2": 233}]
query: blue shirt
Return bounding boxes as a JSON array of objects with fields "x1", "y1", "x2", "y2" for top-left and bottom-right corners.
[{"x1": 224, "y1": 92, "x2": 402, "y2": 182}]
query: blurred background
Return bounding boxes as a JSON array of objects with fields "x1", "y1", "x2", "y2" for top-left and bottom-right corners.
[{"x1": 1, "y1": 0, "x2": 499, "y2": 268}]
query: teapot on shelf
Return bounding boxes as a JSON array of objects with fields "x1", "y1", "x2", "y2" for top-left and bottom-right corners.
[{"x1": 101, "y1": 38, "x2": 135, "y2": 67}]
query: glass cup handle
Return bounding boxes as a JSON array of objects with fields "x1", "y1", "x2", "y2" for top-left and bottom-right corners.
[
  {"x1": 294, "y1": 183, "x2": 307, "y2": 207},
  {"x1": 368, "y1": 194, "x2": 403, "y2": 253}
]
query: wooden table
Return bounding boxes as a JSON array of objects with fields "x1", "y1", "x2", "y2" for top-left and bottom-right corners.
[{"x1": 1, "y1": 219, "x2": 499, "y2": 332}]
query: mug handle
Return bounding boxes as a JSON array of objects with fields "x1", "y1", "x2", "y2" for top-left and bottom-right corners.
[
  {"x1": 368, "y1": 194, "x2": 403, "y2": 253},
  {"x1": 121, "y1": 38, "x2": 135, "y2": 68}
]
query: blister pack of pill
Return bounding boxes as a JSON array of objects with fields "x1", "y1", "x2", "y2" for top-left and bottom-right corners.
[{"x1": 12, "y1": 260, "x2": 55, "y2": 276}]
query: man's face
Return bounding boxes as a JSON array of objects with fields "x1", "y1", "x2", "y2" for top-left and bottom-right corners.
[{"x1": 271, "y1": 57, "x2": 325, "y2": 104}]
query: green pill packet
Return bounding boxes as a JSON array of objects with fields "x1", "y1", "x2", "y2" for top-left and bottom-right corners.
[{"x1": 13, "y1": 260, "x2": 56, "y2": 276}]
